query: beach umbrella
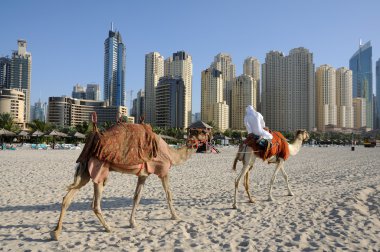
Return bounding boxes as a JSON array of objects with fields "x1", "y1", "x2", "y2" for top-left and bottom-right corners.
[
  {"x1": 18, "y1": 130, "x2": 30, "y2": 144},
  {"x1": 32, "y1": 130, "x2": 45, "y2": 137},
  {"x1": 18, "y1": 130, "x2": 29, "y2": 137},
  {"x1": 49, "y1": 130, "x2": 68, "y2": 138},
  {"x1": 74, "y1": 132, "x2": 86, "y2": 139},
  {"x1": 158, "y1": 134, "x2": 177, "y2": 141},
  {"x1": 0, "y1": 128, "x2": 16, "y2": 136},
  {"x1": 0, "y1": 128, "x2": 16, "y2": 149},
  {"x1": 49, "y1": 130, "x2": 68, "y2": 149}
]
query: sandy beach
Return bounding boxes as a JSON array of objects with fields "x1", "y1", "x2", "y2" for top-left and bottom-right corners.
[{"x1": 0, "y1": 146, "x2": 379, "y2": 251}]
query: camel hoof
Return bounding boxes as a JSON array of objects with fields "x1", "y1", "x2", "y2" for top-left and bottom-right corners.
[
  {"x1": 268, "y1": 197, "x2": 275, "y2": 202},
  {"x1": 105, "y1": 226, "x2": 112, "y2": 233},
  {"x1": 288, "y1": 192, "x2": 294, "y2": 196},
  {"x1": 249, "y1": 198, "x2": 256, "y2": 203},
  {"x1": 130, "y1": 221, "x2": 137, "y2": 228},
  {"x1": 51, "y1": 230, "x2": 60, "y2": 241},
  {"x1": 171, "y1": 215, "x2": 180, "y2": 220},
  {"x1": 232, "y1": 204, "x2": 237, "y2": 209}
]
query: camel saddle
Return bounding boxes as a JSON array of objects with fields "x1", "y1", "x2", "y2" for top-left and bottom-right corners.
[
  {"x1": 77, "y1": 123, "x2": 158, "y2": 166},
  {"x1": 244, "y1": 130, "x2": 290, "y2": 161}
]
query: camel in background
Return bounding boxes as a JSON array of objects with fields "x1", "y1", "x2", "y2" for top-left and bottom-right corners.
[
  {"x1": 52, "y1": 122, "x2": 199, "y2": 240},
  {"x1": 232, "y1": 130, "x2": 309, "y2": 209}
]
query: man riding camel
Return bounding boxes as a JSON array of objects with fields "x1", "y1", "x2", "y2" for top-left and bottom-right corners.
[{"x1": 244, "y1": 105, "x2": 272, "y2": 148}]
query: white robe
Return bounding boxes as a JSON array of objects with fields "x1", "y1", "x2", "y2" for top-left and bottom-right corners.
[{"x1": 244, "y1": 105, "x2": 273, "y2": 140}]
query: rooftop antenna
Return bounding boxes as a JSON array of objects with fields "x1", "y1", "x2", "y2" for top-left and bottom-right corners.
[
  {"x1": 111, "y1": 22, "x2": 114, "y2": 32},
  {"x1": 359, "y1": 38, "x2": 362, "y2": 46}
]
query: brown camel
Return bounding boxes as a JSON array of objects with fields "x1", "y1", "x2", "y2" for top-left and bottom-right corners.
[
  {"x1": 232, "y1": 130, "x2": 309, "y2": 209},
  {"x1": 52, "y1": 123, "x2": 199, "y2": 240}
]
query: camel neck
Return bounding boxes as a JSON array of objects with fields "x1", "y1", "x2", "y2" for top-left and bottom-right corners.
[{"x1": 289, "y1": 137, "x2": 303, "y2": 156}]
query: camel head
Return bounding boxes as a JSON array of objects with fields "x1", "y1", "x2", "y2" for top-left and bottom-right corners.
[
  {"x1": 186, "y1": 135, "x2": 200, "y2": 151},
  {"x1": 295, "y1": 129, "x2": 309, "y2": 142}
]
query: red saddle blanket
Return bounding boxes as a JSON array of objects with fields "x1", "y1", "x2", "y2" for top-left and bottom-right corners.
[
  {"x1": 76, "y1": 123, "x2": 158, "y2": 166},
  {"x1": 244, "y1": 131, "x2": 290, "y2": 161}
]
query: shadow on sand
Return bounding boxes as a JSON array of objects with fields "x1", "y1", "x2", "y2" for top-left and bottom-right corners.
[{"x1": 0, "y1": 196, "x2": 163, "y2": 213}]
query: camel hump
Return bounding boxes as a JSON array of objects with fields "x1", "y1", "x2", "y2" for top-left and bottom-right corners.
[{"x1": 76, "y1": 123, "x2": 158, "y2": 165}]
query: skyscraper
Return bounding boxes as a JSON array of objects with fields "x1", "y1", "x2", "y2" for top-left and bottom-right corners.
[
  {"x1": 86, "y1": 84, "x2": 100, "y2": 101},
  {"x1": 231, "y1": 74, "x2": 257, "y2": 130},
  {"x1": 336, "y1": 67, "x2": 353, "y2": 128},
  {"x1": 243, "y1": 57, "x2": 261, "y2": 111},
  {"x1": 155, "y1": 76, "x2": 185, "y2": 128},
  {"x1": 72, "y1": 84, "x2": 86, "y2": 99},
  {"x1": 10, "y1": 40, "x2": 32, "y2": 123},
  {"x1": 212, "y1": 53, "x2": 236, "y2": 127},
  {"x1": 201, "y1": 67, "x2": 229, "y2": 131},
  {"x1": 144, "y1": 52, "x2": 164, "y2": 125},
  {"x1": 262, "y1": 48, "x2": 315, "y2": 131},
  {"x1": 0, "y1": 57, "x2": 11, "y2": 89},
  {"x1": 376, "y1": 58, "x2": 380, "y2": 129},
  {"x1": 31, "y1": 99, "x2": 47, "y2": 122},
  {"x1": 164, "y1": 51, "x2": 192, "y2": 128},
  {"x1": 315, "y1": 65, "x2": 337, "y2": 131},
  {"x1": 104, "y1": 25, "x2": 126, "y2": 107},
  {"x1": 353, "y1": 97, "x2": 366, "y2": 128},
  {"x1": 135, "y1": 89, "x2": 145, "y2": 123},
  {"x1": 349, "y1": 41, "x2": 373, "y2": 129}
]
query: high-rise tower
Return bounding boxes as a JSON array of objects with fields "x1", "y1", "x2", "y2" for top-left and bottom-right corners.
[
  {"x1": 10, "y1": 40, "x2": 32, "y2": 123},
  {"x1": 231, "y1": 74, "x2": 257, "y2": 130},
  {"x1": 262, "y1": 48, "x2": 315, "y2": 131},
  {"x1": 201, "y1": 67, "x2": 229, "y2": 131},
  {"x1": 155, "y1": 77, "x2": 185, "y2": 128},
  {"x1": 336, "y1": 67, "x2": 353, "y2": 128},
  {"x1": 212, "y1": 53, "x2": 235, "y2": 127},
  {"x1": 349, "y1": 41, "x2": 373, "y2": 129},
  {"x1": 104, "y1": 25, "x2": 126, "y2": 107},
  {"x1": 144, "y1": 52, "x2": 164, "y2": 125},
  {"x1": 0, "y1": 57, "x2": 11, "y2": 89},
  {"x1": 243, "y1": 57, "x2": 261, "y2": 111},
  {"x1": 164, "y1": 51, "x2": 192, "y2": 128},
  {"x1": 315, "y1": 65, "x2": 337, "y2": 131}
]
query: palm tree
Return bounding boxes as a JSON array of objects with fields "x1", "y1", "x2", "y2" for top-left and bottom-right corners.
[
  {"x1": 0, "y1": 113, "x2": 19, "y2": 132},
  {"x1": 207, "y1": 121, "x2": 220, "y2": 133},
  {"x1": 28, "y1": 119, "x2": 52, "y2": 133},
  {"x1": 75, "y1": 121, "x2": 91, "y2": 134}
]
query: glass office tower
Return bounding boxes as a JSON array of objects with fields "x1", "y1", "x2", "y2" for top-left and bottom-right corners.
[
  {"x1": 104, "y1": 25, "x2": 126, "y2": 107},
  {"x1": 349, "y1": 41, "x2": 373, "y2": 129}
]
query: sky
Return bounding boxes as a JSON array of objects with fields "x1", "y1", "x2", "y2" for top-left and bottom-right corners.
[{"x1": 1, "y1": 0, "x2": 380, "y2": 113}]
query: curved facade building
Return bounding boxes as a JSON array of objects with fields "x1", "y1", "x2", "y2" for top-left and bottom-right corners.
[{"x1": 0, "y1": 89, "x2": 25, "y2": 126}]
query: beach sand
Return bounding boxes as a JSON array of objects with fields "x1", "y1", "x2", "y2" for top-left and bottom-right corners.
[{"x1": 0, "y1": 146, "x2": 379, "y2": 251}]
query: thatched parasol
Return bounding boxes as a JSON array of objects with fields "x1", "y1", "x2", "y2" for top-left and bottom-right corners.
[
  {"x1": 32, "y1": 130, "x2": 45, "y2": 137},
  {"x1": 74, "y1": 132, "x2": 86, "y2": 139},
  {"x1": 0, "y1": 128, "x2": 16, "y2": 136}
]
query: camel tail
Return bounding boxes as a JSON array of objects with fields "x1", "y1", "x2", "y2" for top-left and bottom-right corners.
[{"x1": 67, "y1": 162, "x2": 89, "y2": 190}]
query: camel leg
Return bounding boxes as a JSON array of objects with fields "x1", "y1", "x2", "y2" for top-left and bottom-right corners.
[
  {"x1": 268, "y1": 160, "x2": 284, "y2": 201},
  {"x1": 243, "y1": 166, "x2": 256, "y2": 203},
  {"x1": 161, "y1": 175, "x2": 179, "y2": 220},
  {"x1": 280, "y1": 166, "x2": 294, "y2": 196},
  {"x1": 130, "y1": 176, "x2": 147, "y2": 228},
  {"x1": 233, "y1": 163, "x2": 251, "y2": 209},
  {"x1": 52, "y1": 168, "x2": 90, "y2": 240},
  {"x1": 92, "y1": 181, "x2": 111, "y2": 232}
]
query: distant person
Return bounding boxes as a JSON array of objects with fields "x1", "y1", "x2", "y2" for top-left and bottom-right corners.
[{"x1": 244, "y1": 105, "x2": 273, "y2": 148}]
